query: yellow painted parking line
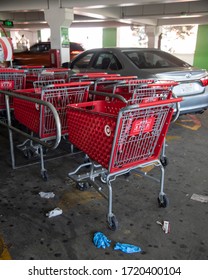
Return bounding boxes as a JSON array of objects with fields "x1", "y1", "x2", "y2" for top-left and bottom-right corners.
[
  {"x1": 132, "y1": 135, "x2": 181, "y2": 177},
  {"x1": 58, "y1": 187, "x2": 102, "y2": 210},
  {"x1": 0, "y1": 236, "x2": 12, "y2": 260},
  {"x1": 166, "y1": 135, "x2": 181, "y2": 141},
  {"x1": 176, "y1": 114, "x2": 201, "y2": 131},
  {"x1": 132, "y1": 165, "x2": 155, "y2": 177}
]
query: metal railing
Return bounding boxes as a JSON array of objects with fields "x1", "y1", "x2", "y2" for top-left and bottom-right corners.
[{"x1": 0, "y1": 89, "x2": 61, "y2": 176}]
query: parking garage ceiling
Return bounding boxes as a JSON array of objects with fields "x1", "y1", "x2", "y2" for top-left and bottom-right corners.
[{"x1": 0, "y1": 0, "x2": 208, "y2": 30}]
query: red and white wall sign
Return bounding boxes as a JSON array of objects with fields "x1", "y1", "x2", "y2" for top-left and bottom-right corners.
[{"x1": 0, "y1": 37, "x2": 13, "y2": 61}]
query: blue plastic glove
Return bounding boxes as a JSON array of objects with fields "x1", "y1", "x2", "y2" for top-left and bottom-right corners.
[
  {"x1": 114, "y1": 242, "x2": 142, "y2": 254},
  {"x1": 93, "y1": 232, "x2": 111, "y2": 249}
]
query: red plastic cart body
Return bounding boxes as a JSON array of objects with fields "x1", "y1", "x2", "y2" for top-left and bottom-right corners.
[
  {"x1": 67, "y1": 98, "x2": 181, "y2": 174},
  {"x1": 24, "y1": 67, "x2": 70, "y2": 88},
  {"x1": 0, "y1": 69, "x2": 26, "y2": 110},
  {"x1": 14, "y1": 81, "x2": 92, "y2": 139}
]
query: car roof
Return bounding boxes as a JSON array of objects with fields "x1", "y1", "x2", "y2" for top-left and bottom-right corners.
[
  {"x1": 82, "y1": 47, "x2": 158, "y2": 52},
  {"x1": 31, "y1": 41, "x2": 83, "y2": 46}
]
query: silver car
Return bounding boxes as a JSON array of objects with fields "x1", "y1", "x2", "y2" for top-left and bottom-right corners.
[{"x1": 67, "y1": 47, "x2": 208, "y2": 115}]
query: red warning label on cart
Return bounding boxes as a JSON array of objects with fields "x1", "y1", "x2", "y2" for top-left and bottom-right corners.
[
  {"x1": 0, "y1": 80, "x2": 14, "y2": 89},
  {"x1": 130, "y1": 116, "x2": 155, "y2": 136}
]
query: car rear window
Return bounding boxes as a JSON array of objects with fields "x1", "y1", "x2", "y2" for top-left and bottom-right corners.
[
  {"x1": 30, "y1": 43, "x2": 50, "y2": 53},
  {"x1": 70, "y1": 42, "x2": 84, "y2": 51}
]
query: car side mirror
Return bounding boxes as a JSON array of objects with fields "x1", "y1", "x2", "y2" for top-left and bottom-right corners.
[{"x1": 62, "y1": 61, "x2": 71, "y2": 68}]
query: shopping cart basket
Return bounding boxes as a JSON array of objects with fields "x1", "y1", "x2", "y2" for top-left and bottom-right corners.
[
  {"x1": 67, "y1": 96, "x2": 182, "y2": 230},
  {"x1": 15, "y1": 65, "x2": 45, "y2": 75},
  {"x1": 33, "y1": 79, "x2": 66, "y2": 92},
  {"x1": 24, "y1": 68, "x2": 70, "y2": 88},
  {"x1": 91, "y1": 76, "x2": 147, "y2": 100},
  {"x1": 38, "y1": 68, "x2": 70, "y2": 82},
  {"x1": 92, "y1": 81, "x2": 179, "y2": 167},
  {"x1": 13, "y1": 81, "x2": 92, "y2": 180},
  {"x1": 0, "y1": 69, "x2": 26, "y2": 111}
]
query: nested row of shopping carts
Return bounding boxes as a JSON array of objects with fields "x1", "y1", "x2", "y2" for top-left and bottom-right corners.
[{"x1": 0, "y1": 67, "x2": 182, "y2": 230}]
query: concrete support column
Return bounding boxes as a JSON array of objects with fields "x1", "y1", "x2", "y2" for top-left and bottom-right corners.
[
  {"x1": 194, "y1": 25, "x2": 208, "y2": 70},
  {"x1": 154, "y1": 26, "x2": 163, "y2": 49},
  {"x1": 145, "y1": 26, "x2": 158, "y2": 48},
  {"x1": 44, "y1": 2, "x2": 74, "y2": 66}
]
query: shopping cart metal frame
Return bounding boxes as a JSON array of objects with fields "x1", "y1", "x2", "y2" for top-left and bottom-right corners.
[{"x1": 0, "y1": 89, "x2": 61, "y2": 178}]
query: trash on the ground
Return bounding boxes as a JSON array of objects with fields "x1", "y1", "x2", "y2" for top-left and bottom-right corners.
[
  {"x1": 46, "y1": 207, "x2": 63, "y2": 218},
  {"x1": 114, "y1": 242, "x2": 142, "y2": 254},
  {"x1": 156, "y1": 220, "x2": 170, "y2": 234},
  {"x1": 39, "y1": 191, "x2": 55, "y2": 199},
  {"x1": 93, "y1": 232, "x2": 111, "y2": 249},
  {"x1": 191, "y1": 193, "x2": 208, "y2": 203},
  {"x1": 162, "y1": 221, "x2": 170, "y2": 234}
]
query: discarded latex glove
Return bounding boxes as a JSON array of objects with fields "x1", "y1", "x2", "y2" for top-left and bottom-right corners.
[
  {"x1": 93, "y1": 232, "x2": 111, "y2": 249},
  {"x1": 114, "y1": 242, "x2": 142, "y2": 254},
  {"x1": 46, "y1": 207, "x2": 63, "y2": 218},
  {"x1": 39, "y1": 191, "x2": 55, "y2": 199}
]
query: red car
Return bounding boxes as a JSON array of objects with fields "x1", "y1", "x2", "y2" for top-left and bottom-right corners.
[{"x1": 13, "y1": 41, "x2": 84, "y2": 67}]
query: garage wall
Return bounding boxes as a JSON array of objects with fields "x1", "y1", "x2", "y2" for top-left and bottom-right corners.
[{"x1": 193, "y1": 25, "x2": 208, "y2": 70}]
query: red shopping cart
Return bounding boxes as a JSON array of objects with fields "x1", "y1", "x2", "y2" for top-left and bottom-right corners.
[
  {"x1": 33, "y1": 79, "x2": 66, "y2": 92},
  {"x1": 13, "y1": 81, "x2": 92, "y2": 180},
  {"x1": 15, "y1": 65, "x2": 45, "y2": 75},
  {"x1": 67, "y1": 96, "x2": 182, "y2": 230},
  {"x1": 23, "y1": 67, "x2": 70, "y2": 88},
  {"x1": 92, "y1": 80, "x2": 179, "y2": 167},
  {"x1": 68, "y1": 72, "x2": 121, "y2": 83},
  {"x1": 15, "y1": 66, "x2": 46, "y2": 88},
  {"x1": 38, "y1": 68, "x2": 70, "y2": 82},
  {"x1": 0, "y1": 69, "x2": 26, "y2": 111}
]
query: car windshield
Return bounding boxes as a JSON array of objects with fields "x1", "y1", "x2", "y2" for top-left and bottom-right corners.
[
  {"x1": 124, "y1": 50, "x2": 191, "y2": 69},
  {"x1": 30, "y1": 43, "x2": 50, "y2": 53}
]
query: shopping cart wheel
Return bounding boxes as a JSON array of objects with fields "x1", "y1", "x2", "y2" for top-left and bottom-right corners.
[
  {"x1": 76, "y1": 182, "x2": 90, "y2": 191},
  {"x1": 124, "y1": 171, "x2": 131, "y2": 178},
  {"x1": 158, "y1": 194, "x2": 169, "y2": 208},
  {"x1": 42, "y1": 171, "x2": 48, "y2": 181},
  {"x1": 160, "y1": 157, "x2": 169, "y2": 167},
  {"x1": 23, "y1": 149, "x2": 32, "y2": 159},
  {"x1": 107, "y1": 215, "x2": 118, "y2": 231},
  {"x1": 100, "y1": 173, "x2": 107, "y2": 184}
]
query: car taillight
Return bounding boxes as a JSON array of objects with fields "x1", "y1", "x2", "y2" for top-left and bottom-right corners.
[
  {"x1": 200, "y1": 76, "x2": 208, "y2": 86},
  {"x1": 71, "y1": 50, "x2": 81, "y2": 55}
]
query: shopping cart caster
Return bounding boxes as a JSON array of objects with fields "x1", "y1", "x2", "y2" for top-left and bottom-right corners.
[
  {"x1": 100, "y1": 173, "x2": 107, "y2": 184},
  {"x1": 158, "y1": 194, "x2": 169, "y2": 208},
  {"x1": 41, "y1": 170, "x2": 48, "y2": 181},
  {"x1": 160, "y1": 156, "x2": 169, "y2": 167},
  {"x1": 76, "y1": 182, "x2": 90, "y2": 191},
  {"x1": 23, "y1": 149, "x2": 32, "y2": 159},
  {"x1": 107, "y1": 215, "x2": 118, "y2": 231},
  {"x1": 124, "y1": 171, "x2": 131, "y2": 178}
]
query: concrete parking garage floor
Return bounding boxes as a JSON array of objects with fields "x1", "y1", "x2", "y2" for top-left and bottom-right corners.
[{"x1": 0, "y1": 110, "x2": 208, "y2": 260}]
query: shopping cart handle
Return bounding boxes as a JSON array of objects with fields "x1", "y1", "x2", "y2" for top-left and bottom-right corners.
[
  {"x1": 147, "y1": 81, "x2": 179, "y2": 87},
  {"x1": 171, "y1": 93, "x2": 181, "y2": 122},
  {"x1": 137, "y1": 97, "x2": 183, "y2": 108},
  {"x1": 47, "y1": 81, "x2": 94, "y2": 88},
  {"x1": 90, "y1": 90, "x2": 128, "y2": 104}
]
